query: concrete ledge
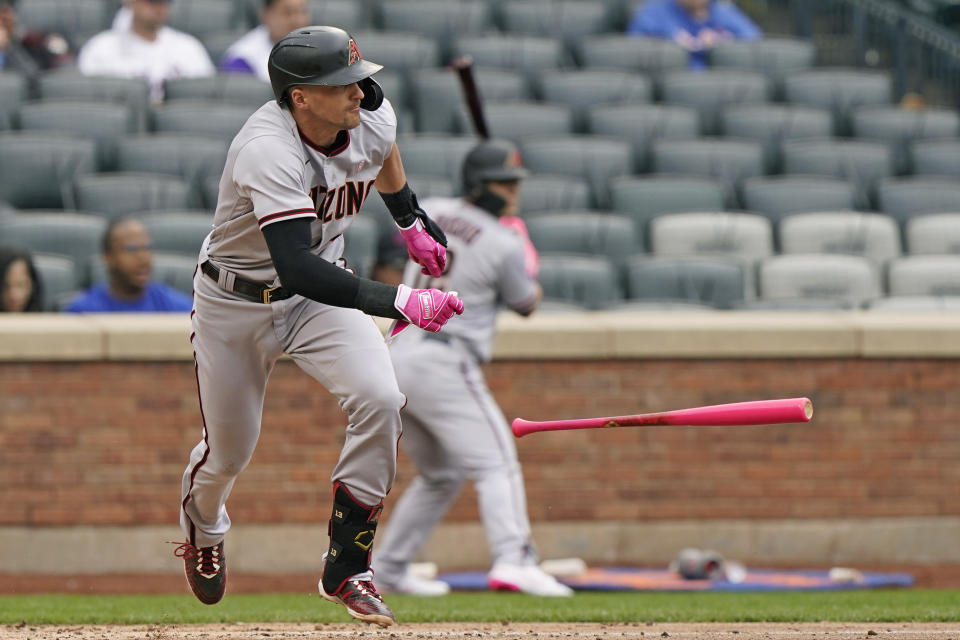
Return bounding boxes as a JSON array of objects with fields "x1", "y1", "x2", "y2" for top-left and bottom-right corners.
[
  {"x1": 3, "y1": 311, "x2": 960, "y2": 361},
  {"x1": 2, "y1": 518, "x2": 957, "y2": 574}
]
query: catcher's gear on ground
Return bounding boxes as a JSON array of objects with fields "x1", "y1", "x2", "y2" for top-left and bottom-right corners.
[{"x1": 267, "y1": 26, "x2": 383, "y2": 109}]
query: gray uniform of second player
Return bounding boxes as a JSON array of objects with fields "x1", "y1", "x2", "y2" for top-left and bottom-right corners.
[
  {"x1": 375, "y1": 196, "x2": 539, "y2": 576},
  {"x1": 181, "y1": 98, "x2": 403, "y2": 548}
]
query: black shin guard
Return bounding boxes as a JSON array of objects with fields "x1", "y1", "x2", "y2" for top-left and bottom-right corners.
[{"x1": 322, "y1": 482, "x2": 383, "y2": 595}]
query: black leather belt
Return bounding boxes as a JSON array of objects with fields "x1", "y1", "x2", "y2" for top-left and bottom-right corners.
[{"x1": 201, "y1": 261, "x2": 294, "y2": 304}]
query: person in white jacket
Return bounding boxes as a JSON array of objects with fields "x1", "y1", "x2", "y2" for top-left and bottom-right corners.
[{"x1": 78, "y1": 0, "x2": 214, "y2": 102}]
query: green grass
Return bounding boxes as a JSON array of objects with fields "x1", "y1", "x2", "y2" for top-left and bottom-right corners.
[{"x1": 0, "y1": 591, "x2": 958, "y2": 625}]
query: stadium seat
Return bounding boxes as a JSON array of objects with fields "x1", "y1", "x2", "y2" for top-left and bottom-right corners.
[
  {"x1": 36, "y1": 72, "x2": 151, "y2": 131},
  {"x1": 905, "y1": 213, "x2": 960, "y2": 254},
  {"x1": 0, "y1": 72, "x2": 27, "y2": 130},
  {"x1": 517, "y1": 176, "x2": 592, "y2": 215},
  {"x1": 501, "y1": 0, "x2": 612, "y2": 56},
  {"x1": 536, "y1": 254, "x2": 622, "y2": 310},
  {"x1": 650, "y1": 211, "x2": 773, "y2": 298},
  {"x1": 309, "y1": 0, "x2": 371, "y2": 32},
  {"x1": 867, "y1": 295, "x2": 960, "y2": 311},
  {"x1": 783, "y1": 68, "x2": 892, "y2": 136},
  {"x1": 116, "y1": 134, "x2": 228, "y2": 191},
  {"x1": 525, "y1": 212, "x2": 639, "y2": 272},
  {"x1": 379, "y1": 0, "x2": 492, "y2": 59},
  {"x1": 164, "y1": 75, "x2": 273, "y2": 109},
  {"x1": 339, "y1": 31, "x2": 441, "y2": 77},
  {"x1": 660, "y1": 70, "x2": 772, "y2": 135},
  {"x1": 138, "y1": 211, "x2": 213, "y2": 258},
  {"x1": 587, "y1": 104, "x2": 698, "y2": 172},
  {"x1": 537, "y1": 70, "x2": 652, "y2": 133},
  {"x1": 396, "y1": 134, "x2": 476, "y2": 184},
  {"x1": 168, "y1": 0, "x2": 243, "y2": 38},
  {"x1": 709, "y1": 38, "x2": 816, "y2": 98},
  {"x1": 576, "y1": 35, "x2": 687, "y2": 74},
  {"x1": 363, "y1": 174, "x2": 455, "y2": 225},
  {"x1": 910, "y1": 139, "x2": 960, "y2": 177},
  {"x1": 452, "y1": 35, "x2": 568, "y2": 79},
  {"x1": 18, "y1": 99, "x2": 138, "y2": 171},
  {"x1": 720, "y1": 104, "x2": 832, "y2": 173},
  {"x1": 887, "y1": 255, "x2": 960, "y2": 296},
  {"x1": 519, "y1": 135, "x2": 632, "y2": 209},
  {"x1": 0, "y1": 132, "x2": 97, "y2": 209},
  {"x1": 650, "y1": 138, "x2": 765, "y2": 207},
  {"x1": 851, "y1": 106, "x2": 960, "y2": 174},
  {"x1": 876, "y1": 176, "x2": 960, "y2": 228},
  {"x1": 410, "y1": 68, "x2": 529, "y2": 134},
  {"x1": 781, "y1": 139, "x2": 894, "y2": 210},
  {"x1": 455, "y1": 102, "x2": 574, "y2": 141},
  {"x1": 609, "y1": 176, "x2": 726, "y2": 245},
  {"x1": 151, "y1": 252, "x2": 199, "y2": 297},
  {"x1": 151, "y1": 101, "x2": 255, "y2": 141},
  {"x1": 17, "y1": 0, "x2": 111, "y2": 49},
  {"x1": 758, "y1": 253, "x2": 881, "y2": 307},
  {"x1": 202, "y1": 175, "x2": 221, "y2": 210},
  {"x1": 374, "y1": 69, "x2": 408, "y2": 112},
  {"x1": 779, "y1": 211, "x2": 901, "y2": 264},
  {"x1": 741, "y1": 176, "x2": 857, "y2": 226},
  {"x1": 32, "y1": 253, "x2": 80, "y2": 310},
  {"x1": 341, "y1": 215, "x2": 379, "y2": 279},
  {"x1": 73, "y1": 173, "x2": 195, "y2": 219},
  {"x1": 650, "y1": 212, "x2": 774, "y2": 263},
  {"x1": 0, "y1": 212, "x2": 106, "y2": 288},
  {"x1": 625, "y1": 256, "x2": 746, "y2": 309}
]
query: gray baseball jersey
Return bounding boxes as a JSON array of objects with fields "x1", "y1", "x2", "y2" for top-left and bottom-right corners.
[
  {"x1": 181, "y1": 99, "x2": 406, "y2": 549},
  {"x1": 374, "y1": 198, "x2": 541, "y2": 580}
]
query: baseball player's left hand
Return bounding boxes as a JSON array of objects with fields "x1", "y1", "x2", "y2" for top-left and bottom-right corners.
[
  {"x1": 389, "y1": 285, "x2": 464, "y2": 340},
  {"x1": 399, "y1": 218, "x2": 447, "y2": 277}
]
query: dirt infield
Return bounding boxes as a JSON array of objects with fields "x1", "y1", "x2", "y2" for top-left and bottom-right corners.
[{"x1": 2, "y1": 622, "x2": 960, "y2": 640}]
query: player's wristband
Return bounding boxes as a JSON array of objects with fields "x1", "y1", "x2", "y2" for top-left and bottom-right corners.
[
  {"x1": 380, "y1": 183, "x2": 448, "y2": 247},
  {"x1": 380, "y1": 182, "x2": 419, "y2": 228}
]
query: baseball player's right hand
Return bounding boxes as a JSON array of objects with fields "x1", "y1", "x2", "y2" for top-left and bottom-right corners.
[
  {"x1": 391, "y1": 285, "x2": 464, "y2": 338},
  {"x1": 398, "y1": 218, "x2": 447, "y2": 278}
]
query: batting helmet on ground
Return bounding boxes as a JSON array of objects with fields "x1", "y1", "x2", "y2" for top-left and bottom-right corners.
[
  {"x1": 267, "y1": 26, "x2": 383, "y2": 110},
  {"x1": 461, "y1": 139, "x2": 529, "y2": 193}
]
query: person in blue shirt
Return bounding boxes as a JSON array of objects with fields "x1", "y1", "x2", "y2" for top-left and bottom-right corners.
[
  {"x1": 65, "y1": 217, "x2": 193, "y2": 313},
  {"x1": 627, "y1": 0, "x2": 762, "y2": 70}
]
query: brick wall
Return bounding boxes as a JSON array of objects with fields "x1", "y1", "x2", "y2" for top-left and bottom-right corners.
[{"x1": 1, "y1": 358, "x2": 958, "y2": 527}]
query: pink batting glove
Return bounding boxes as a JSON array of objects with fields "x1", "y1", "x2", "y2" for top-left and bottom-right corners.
[
  {"x1": 388, "y1": 285, "x2": 465, "y2": 341},
  {"x1": 399, "y1": 219, "x2": 447, "y2": 277},
  {"x1": 499, "y1": 216, "x2": 540, "y2": 279}
]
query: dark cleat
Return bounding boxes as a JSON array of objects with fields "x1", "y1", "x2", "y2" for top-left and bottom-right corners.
[
  {"x1": 174, "y1": 541, "x2": 226, "y2": 605},
  {"x1": 319, "y1": 553, "x2": 395, "y2": 627}
]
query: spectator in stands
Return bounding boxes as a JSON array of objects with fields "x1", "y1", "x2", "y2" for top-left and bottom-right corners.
[
  {"x1": 65, "y1": 217, "x2": 193, "y2": 313},
  {"x1": 0, "y1": 247, "x2": 43, "y2": 313},
  {"x1": 220, "y1": 0, "x2": 309, "y2": 82},
  {"x1": 77, "y1": 0, "x2": 214, "y2": 102},
  {"x1": 628, "y1": 0, "x2": 762, "y2": 70},
  {"x1": 0, "y1": 0, "x2": 72, "y2": 78}
]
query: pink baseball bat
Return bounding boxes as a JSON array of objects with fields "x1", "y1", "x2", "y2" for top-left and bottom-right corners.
[{"x1": 511, "y1": 397, "x2": 813, "y2": 438}]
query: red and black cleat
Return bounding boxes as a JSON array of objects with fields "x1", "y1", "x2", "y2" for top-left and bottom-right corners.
[
  {"x1": 319, "y1": 553, "x2": 395, "y2": 627},
  {"x1": 174, "y1": 541, "x2": 227, "y2": 605}
]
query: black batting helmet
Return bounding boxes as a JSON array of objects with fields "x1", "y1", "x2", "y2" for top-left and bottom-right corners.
[
  {"x1": 267, "y1": 26, "x2": 383, "y2": 109},
  {"x1": 461, "y1": 139, "x2": 528, "y2": 193}
]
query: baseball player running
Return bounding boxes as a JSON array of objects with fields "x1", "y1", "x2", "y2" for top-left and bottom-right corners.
[
  {"x1": 372, "y1": 140, "x2": 573, "y2": 598},
  {"x1": 174, "y1": 26, "x2": 463, "y2": 627}
]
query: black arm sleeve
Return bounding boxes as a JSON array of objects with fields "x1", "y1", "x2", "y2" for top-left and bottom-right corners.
[{"x1": 261, "y1": 217, "x2": 404, "y2": 320}]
